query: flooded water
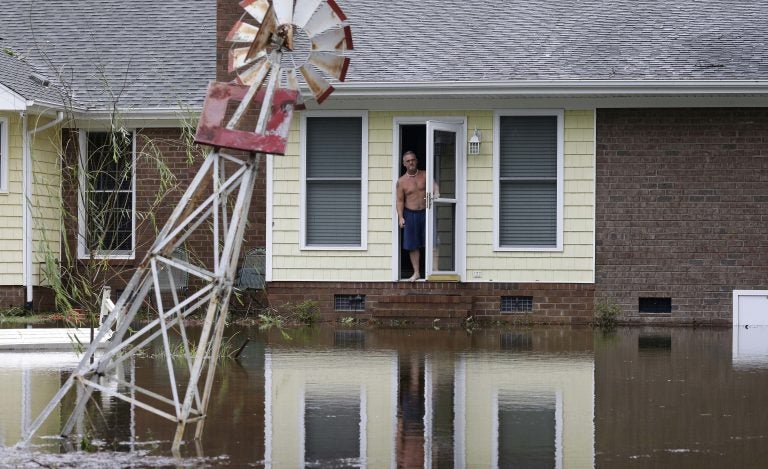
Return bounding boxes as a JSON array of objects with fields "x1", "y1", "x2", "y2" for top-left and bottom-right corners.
[{"x1": 2, "y1": 325, "x2": 768, "y2": 468}]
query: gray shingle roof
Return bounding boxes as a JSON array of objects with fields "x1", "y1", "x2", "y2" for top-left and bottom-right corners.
[
  {"x1": 344, "y1": 0, "x2": 768, "y2": 82},
  {"x1": 0, "y1": 43, "x2": 66, "y2": 105},
  {"x1": 2, "y1": 0, "x2": 216, "y2": 111},
  {"x1": 4, "y1": 0, "x2": 767, "y2": 110}
]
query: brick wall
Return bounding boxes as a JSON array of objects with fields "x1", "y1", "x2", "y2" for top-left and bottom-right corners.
[
  {"x1": 267, "y1": 281, "x2": 595, "y2": 325},
  {"x1": 60, "y1": 127, "x2": 267, "y2": 309},
  {"x1": 596, "y1": 108, "x2": 768, "y2": 323}
]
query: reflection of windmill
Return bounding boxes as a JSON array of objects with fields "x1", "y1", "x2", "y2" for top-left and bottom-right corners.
[{"x1": 22, "y1": 0, "x2": 352, "y2": 453}]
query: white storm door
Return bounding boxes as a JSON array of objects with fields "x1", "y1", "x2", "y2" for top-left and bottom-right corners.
[{"x1": 426, "y1": 121, "x2": 462, "y2": 280}]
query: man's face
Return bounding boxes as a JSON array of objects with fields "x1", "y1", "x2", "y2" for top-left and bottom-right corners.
[{"x1": 403, "y1": 154, "x2": 418, "y2": 171}]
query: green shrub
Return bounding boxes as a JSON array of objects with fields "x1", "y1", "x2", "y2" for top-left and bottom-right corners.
[
  {"x1": 289, "y1": 300, "x2": 318, "y2": 325},
  {"x1": 594, "y1": 300, "x2": 621, "y2": 329}
]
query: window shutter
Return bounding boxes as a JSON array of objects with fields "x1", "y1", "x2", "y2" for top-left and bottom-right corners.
[
  {"x1": 499, "y1": 181, "x2": 557, "y2": 246},
  {"x1": 499, "y1": 116, "x2": 558, "y2": 247},
  {"x1": 305, "y1": 117, "x2": 363, "y2": 246}
]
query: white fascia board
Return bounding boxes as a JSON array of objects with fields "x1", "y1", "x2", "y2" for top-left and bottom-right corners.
[
  {"x1": 332, "y1": 80, "x2": 768, "y2": 97},
  {"x1": 0, "y1": 83, "x2": 30, "y2": 110}
]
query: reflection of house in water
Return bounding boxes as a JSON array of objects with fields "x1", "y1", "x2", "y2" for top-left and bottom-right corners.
[
  {"x1": 596, "y1": 328, "x2": 768, "y2": 467},
  {"x1": 265, "y1": 349, "x2": 398, "y2": 468},
  {"x1": 0, "y1": 353, "x2": 73, "y2": 445},
  {"x1": 264, "y1": 328, "x2": 595, "y2": 468},
  {"x1": 733, "y1": 326, "x2": 768, "y2": 368},
  {"x1": 457, "y1": 351, "x2": 594, "y2": 468}
]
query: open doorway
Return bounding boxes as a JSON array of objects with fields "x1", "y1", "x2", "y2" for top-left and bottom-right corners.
[{"x1": 398, "y1": 124, "x2": 426, "y2": 280}]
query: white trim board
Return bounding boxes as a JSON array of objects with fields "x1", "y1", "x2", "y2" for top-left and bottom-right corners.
[
  {"x1": 0, "y1": 116, "x2": 8, "y2": 192},
  {"x1": 493, "y1": 109, "x2": 564, "y2": 252},
  {"x1": 733, "y1": 290, "x2": 768, "y2": 326},
  {"x1": 299, "y1": 110, "x2": 368, "y2": 251}
]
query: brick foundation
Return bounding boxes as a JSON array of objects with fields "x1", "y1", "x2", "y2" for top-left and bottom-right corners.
[
  {"x1": 596, "y1": 108, "x2": 768, "y2": 323},
  {"x1": 266, "y1": 281, "x2": 595, "y2": 325},
  {"x1": 0, "y1": 286, "x2": 56, "y2": 312}
]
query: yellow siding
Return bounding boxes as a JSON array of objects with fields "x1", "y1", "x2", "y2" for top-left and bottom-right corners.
[
  {"x1": 271, "y1": 109, "x2": 595, "y2": 283},
  {"x1": 467, "y1": 110, "x2": 595, "y2": 283},
  {"x1": 0, "y1": 369, "x2": 61, "y2": 446},
  {"x1": 30, "y1": 120, "x2": 62, "y2": 287},
  {"x1": 0, "y1": 112, "x2": 24, "y2": 284},
  {"x1": 463, "y1": 355, "x2": 594, "y2": 468},
  {"x1": 267, "y1": 350, "x2": 396, "y2": 467}
]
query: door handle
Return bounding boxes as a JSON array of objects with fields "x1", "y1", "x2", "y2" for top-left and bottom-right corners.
[{"x1": 425, "y1": 192, "x2": 432, "y2": 209}]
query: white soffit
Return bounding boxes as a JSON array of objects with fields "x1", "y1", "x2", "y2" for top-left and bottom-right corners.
[{"x1": 0, "y1": 83, "x2": 28, "y2": 110}]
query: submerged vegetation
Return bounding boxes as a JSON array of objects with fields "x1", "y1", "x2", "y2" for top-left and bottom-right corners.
[{"x1": 593, "y1": 300, "x2": 621, "y2": 329}]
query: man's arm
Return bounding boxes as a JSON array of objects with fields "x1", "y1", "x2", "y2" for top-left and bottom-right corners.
[{"x1": 396, "y1": 179, "x2": 405, "y2": 228}]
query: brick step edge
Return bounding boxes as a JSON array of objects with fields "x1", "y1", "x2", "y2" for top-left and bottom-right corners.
[
  {"x1": 377, "y1": 295, "x2": 472, "y2": 305},
  {"x1": 372, "y1": 308, "x2": 470, "y2": 318}
]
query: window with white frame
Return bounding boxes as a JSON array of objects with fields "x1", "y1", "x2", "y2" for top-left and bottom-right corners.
[
  {"x1": 0, "y1": 117, "x2": 7, "y2": 192},
  {"x1": 78, "y1": 130, "x2": 135, "y2": 258},
  {"x1": 301, "y1": 113, "x2": 367, "y2": 248},
  {"x1": 495, "y1": 111, "x2": 563, "y2": 250}
]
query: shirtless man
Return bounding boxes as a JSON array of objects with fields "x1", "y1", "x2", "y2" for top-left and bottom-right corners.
[{"x1": 396, "y1": 151, "x2": 427, "y2": 281}]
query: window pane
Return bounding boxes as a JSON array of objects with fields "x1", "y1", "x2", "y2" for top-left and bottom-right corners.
[
  {"x1": 498, "y1": 392, "x2": 557, "y2": 469},
  {"x1": 306, "y1": 181, "x2": 361, "y2": 245},
  {"x1": 305, "y1": 394, "x2": 360, "y2": 466},
  {"x1": 85, "y1": 131, "x2": 133, "y2": 254},
  {"x1": 498, "y1": 115, "x2": 559, "y2": 248},
  {"x1": 304, "y1": 116, "x2": 363, "y2": 247},
  {"x1": 500, "y1": 181, "x2": 556, "y2": 246},
  {"x1": 306, "y1": 117, "x2": 362, "y2": 178},
  {"x1": 87, "y1": 191, "x2": 132, "y2": 251},
  {"x1": 499, "y1": 116, "x2": 557, "y2": 179}
]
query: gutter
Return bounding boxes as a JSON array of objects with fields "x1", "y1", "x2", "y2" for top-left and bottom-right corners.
[
  {"x1": 23, "y1": 111, "x2": 65, "y2": 309},
  {"x1": 331, "y1": 79, "x2": 768, "y2": 97}
]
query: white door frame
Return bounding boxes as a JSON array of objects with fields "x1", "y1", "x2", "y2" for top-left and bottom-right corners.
[{"x1": 391, "y1": 116, "x2": 467, "y2": 282}]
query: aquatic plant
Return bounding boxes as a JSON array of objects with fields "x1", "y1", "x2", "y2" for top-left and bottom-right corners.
[
  {"x1": 258, "y1": 308, "x2": 285, "y2": 329},
  {"x1": 594, "y1": 300, "x2": 621, "y2": 329},
  {"x1": 340, "y1": 316, "x2": 357, "y2": 326},
  {"x1": 462, "y1": 315, "x2": 478, "y2": 333},
  {"x1": 289, "y1": 300, "x2": 318, "y2": 325}
]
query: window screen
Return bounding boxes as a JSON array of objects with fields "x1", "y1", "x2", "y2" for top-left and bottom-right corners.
[
  {"x1": 499, "y1": 116, "x2": 558, "y2": 247},
  {"x1": 305, "y1": 117, "x2": 362, "y2": 246},
  {"x1": 84, "y1": 131, "x2": 134, "y2": 254}
]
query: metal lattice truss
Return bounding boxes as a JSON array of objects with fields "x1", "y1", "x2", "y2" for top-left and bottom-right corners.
[{"x1": 22, "y1": 0, "x2": 351, "y2": 452}]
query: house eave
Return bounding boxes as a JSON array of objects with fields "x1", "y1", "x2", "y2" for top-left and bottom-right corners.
[
  {"x1": 332, "y1": 80, "x2": 768, "y2": 98},
  {"x1": 68, "y1": 106, "x2": 203, "y2": 129},
  {"x1": 0, "y1": 83, "x2": 32, "y2": 111}
]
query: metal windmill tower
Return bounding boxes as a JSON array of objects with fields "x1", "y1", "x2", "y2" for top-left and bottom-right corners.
[{"x1": 21, "y1": 0, "x2": 352, "y2": 452}]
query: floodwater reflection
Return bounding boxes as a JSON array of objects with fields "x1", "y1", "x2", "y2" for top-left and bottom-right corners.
[{"x1": 3, "y1": 326, "x2": 768, "y2": 467}]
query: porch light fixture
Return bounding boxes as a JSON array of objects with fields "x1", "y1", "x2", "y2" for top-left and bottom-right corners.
[{"x1": 468, "y1": 128, "x2": 481, "y2": 155}]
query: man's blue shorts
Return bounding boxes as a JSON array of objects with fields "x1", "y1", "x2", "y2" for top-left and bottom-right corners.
[{"x1": 402, "y1": 208, "x2": 426, "y2": 250}]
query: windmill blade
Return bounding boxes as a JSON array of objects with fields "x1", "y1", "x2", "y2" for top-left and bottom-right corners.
[
  {"x1": 310, "y1": 26, "x2": 353, "y2": 52},
  {"x1": 272, "y1": 0, "x2": 294, "y2": 26},
  {"x1": 286, "y1": 69, "x2": 307, "y2": 110},
  {"x1": 239, "y1": 0, "x2": 270, "y2": 24},
  {"x1": 228, "y1": 47, "x2": 266, "y2": 72},
  {"x1": 247, "y1": 4, "x2": 278, "y2": 60},
  {"x1": 302, "y1": 0, "x2": 347, "y2": 38},
  {"x1": 308, "y1": 51, "x2": 350, "y2": 81},
  {"x1": 236, "y1": 57, "x2": 270, "y2": 86},
  {"x1": 226, "y1": 21, "x2": 260, "y2": 43},
  {"x1": 299, "y1": 64, "x2": 334, "y2": 104},
  {"x1": 293, "y1": 0, "x2": 322, "y2": 29}
]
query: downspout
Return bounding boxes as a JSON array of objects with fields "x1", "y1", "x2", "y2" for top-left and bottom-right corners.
[{"x1": 23, "y1": 111, "x2": 65, "y2": 309}]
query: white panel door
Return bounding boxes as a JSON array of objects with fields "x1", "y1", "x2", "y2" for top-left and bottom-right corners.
[{"x1": 733, "y1": 290, "x2": 768, "y2": 326}]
